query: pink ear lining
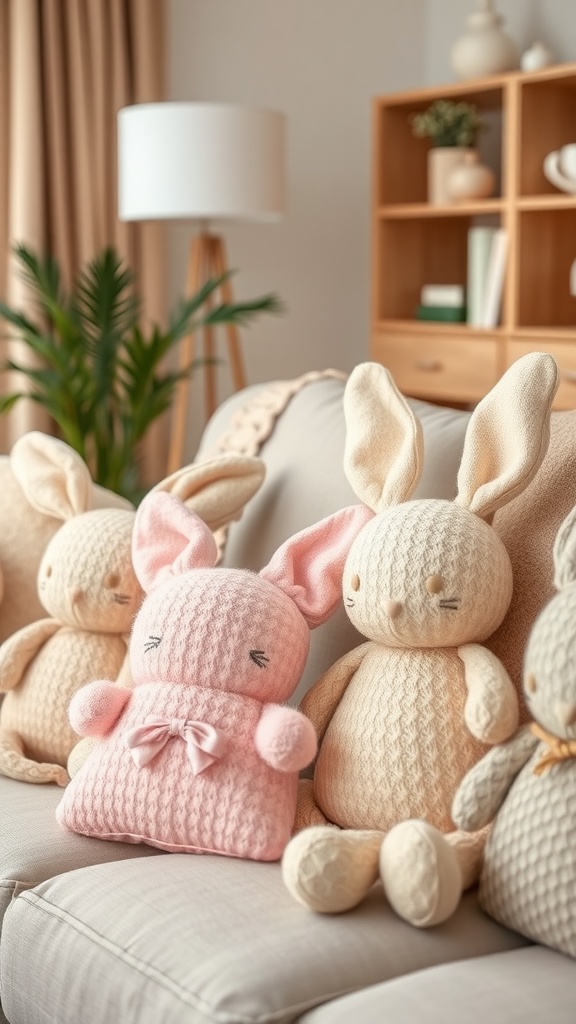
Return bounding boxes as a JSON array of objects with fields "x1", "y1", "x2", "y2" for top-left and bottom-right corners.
[
  {"x1": 260, "y1": 504, "x2": 373, "y2": 627},
  {"x1": 132, "y1": 491, "x2": 218, "y2": 592}
]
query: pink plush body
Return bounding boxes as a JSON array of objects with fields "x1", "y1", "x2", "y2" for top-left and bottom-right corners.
[
  {"x1": 57, "y1": 681, "x2": 308, "y2": 859},
  {"x1": 57, "y1": 495, "x2": 368, "y2": 861}
]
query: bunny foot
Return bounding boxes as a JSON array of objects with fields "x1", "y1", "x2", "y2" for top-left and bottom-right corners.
[
  {"x1": 379, "y1": 820, "x2": 462, "y2": 928},
  {"x1": 0, "y1": 729, "x2": 69, "y2": 786},
  {"x1": 282, "y1": 826, "x2": 383, "y2": 913}
]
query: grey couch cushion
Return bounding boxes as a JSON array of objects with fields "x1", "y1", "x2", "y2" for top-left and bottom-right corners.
[
  {"x1": 1, "y1": 855, "x2": 528, "y2": 1024},
  {"x1": 0, "y1": 777, "x2": 161, "y2": 935},
  {"x1": 298, "y1": 946, "x2": 576, "y2": 1024}
]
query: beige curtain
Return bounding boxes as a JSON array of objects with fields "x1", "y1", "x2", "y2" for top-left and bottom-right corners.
[{"x1": 0, "y1": 0, "x2": 167, "y2": 484}]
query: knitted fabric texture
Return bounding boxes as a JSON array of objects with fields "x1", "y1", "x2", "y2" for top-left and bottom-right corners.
[{"x1": 57, "y1": 493, "x2": 367, "y2": 860}]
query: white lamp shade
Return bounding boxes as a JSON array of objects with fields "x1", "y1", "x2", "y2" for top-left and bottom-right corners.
[{"x1": 118, "y1": 102, "x2": 286, "y2": 223}]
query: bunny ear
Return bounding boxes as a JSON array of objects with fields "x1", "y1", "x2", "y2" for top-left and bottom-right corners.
[
  {"x1": 133, "y1": 491, "x2": 218, "y2": 593},
  {"x1": 343, "y1": 363, "x2": 423, "y2": 512},
  {"x1": 553, "y1": 505, "x2": 576, "y2": 590},
  {"x1": 259, "y1": 504, "x2": 373, "y2": 628},
  {"x1": 456, "y1": 353, "x2": 558, "y2": 520},
  {"x1": 151, "y1": 454, "x2": 265, "y2": 531},
  {"x1": 10, "y1": 431, "x2": 93, "y2": 521}
]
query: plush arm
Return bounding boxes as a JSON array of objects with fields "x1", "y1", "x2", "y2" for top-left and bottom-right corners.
[
  {"x1": 255, "y1": 704, "x2": 317, "y2": 773},
  {"x1": 299, "y1": 642, "x2": 370, "y2": 745},
  {"x1": 452, "y1": 725, "x2": 538, "y2": 832},
  {"x1": 68, "y1": 681, "x2": 132, "y2": 738},
  {"x1": 459, "y1": 643, "x2": 519, "y2": 744},
  {"x1": 0, "y1": 619, "x2": 60, "y2": 692}
]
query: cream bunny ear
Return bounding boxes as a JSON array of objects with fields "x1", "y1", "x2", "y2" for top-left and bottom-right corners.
[
  {"x1": 343, "y1": 362, "x2": 423, "y2": 512},
  {"x1": 553, "y1": 505, "x2": 576, "y2": 590},
  {"x1": 10, "y1": 431, "x2": 93, "y2": 521},
  {"x1": 150, "y1": 454, "x2": 265, "y2": 532},
  {"x1": 456, "y1": 352, "x2": 558, "y2": 520}
]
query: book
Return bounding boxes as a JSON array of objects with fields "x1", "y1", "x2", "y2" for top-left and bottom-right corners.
[
  {"x1": 467, "y1": 226, "x2": 497, "y2": 327},
  {"x1": 481, "y1": 228, "x2": 508, "y2": 328},
  {"x1": 415, "y1": 304, "x2": 466, "y2": 322},
  {"x1": 420, "y1": 284, "x2": 465, "y2": 308}
]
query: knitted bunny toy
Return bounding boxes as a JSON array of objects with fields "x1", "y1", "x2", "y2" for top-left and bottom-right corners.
[
  {"x1": 397, "y1": 502, "x2": 576, "y2": 951},
  {"x1": 56, "y1": 492, "x2": 371, "y2": 860},
  {"x1": 282, "y1": 352, "x2": 559, "y2": 921},
  {"x1": 0, "y1": 451, "x2": 266, "y2": 786},
  {"x1": 0, "y1": 431, "x2": 132, "y2": 644}
]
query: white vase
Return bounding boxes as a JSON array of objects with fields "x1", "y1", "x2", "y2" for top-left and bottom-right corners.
[
  {"x1": 428, "y1": 147, "x2": 468, "y2": 205},
  {"x1": 521, "y1": 41, "x2": 554, "y2": 72},
  {"x1": 447, "y1": 150, "x2": 496, "y2": 201},
  {"x1": 451, "y1": 0, "x2": 519, "y2": 81}
]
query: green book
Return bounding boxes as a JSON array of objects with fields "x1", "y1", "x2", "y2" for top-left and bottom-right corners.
[{"x1": 415, "y1": 304, "x2": 467, "y2": 322}]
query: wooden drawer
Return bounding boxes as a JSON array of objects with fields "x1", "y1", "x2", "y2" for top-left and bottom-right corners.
[
  {"x1": 506, "y1": 340, "x2": 576, "y2": 410},
  {"x1": 371, "y1": 332, "x2": 499, "y2": 404}
]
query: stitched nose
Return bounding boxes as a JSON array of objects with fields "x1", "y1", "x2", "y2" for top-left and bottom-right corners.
[
  {"x1": 557, "y1": 703, "x2": 576, "y2": 727},
  {"x1": 383, "y1": 599, "x2": 402, "y2": 620},
  {"x1": 70, "y1": 588, "x2": 84, "y2": 605}
]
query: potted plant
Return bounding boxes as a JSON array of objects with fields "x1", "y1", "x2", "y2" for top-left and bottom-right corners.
[
  {"x1": 410, "y1": 99, "x2": 488, "y2": 205},
  {"x1": 0, "y1": 244, "x2": 282, "y2": 503}
]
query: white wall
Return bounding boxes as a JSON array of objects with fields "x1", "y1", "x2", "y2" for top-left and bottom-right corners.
[
  {"x1": 167, "y1": 0, "x2": 576, "y2": 454},
  {"x1": 167, "y1": 0, "x2": 426, "y2": 454}
]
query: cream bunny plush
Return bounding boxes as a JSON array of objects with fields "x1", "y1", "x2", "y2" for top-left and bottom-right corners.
[
  {"x1": 56, "y1": 492, "x2": 371, "y2": 860},
  {"x1": 0, "y1": 450, "x2": 266, "y2": 786},
  {"x1": 399, "y1": 502, "x2": 576, "y2": 951},
  {"x1": 282, "y1": 352, "x2": 559, "y2": 921},
  {"x1": 0, "y1": 431, "x2": 132, "y2": 644}
]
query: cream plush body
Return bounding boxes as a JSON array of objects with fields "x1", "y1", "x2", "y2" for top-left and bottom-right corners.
[
  {"x1": 0, "y1": 449, "x2": 267, "y2": 786},
  {"x1": 282, "y1": 353, "x2": 559, "y2": 922},
  {"x1": 403, "y1": 503, "x2": 576, "y2": 951}
]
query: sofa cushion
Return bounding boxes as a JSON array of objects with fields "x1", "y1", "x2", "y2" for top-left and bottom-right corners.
[
  {"x1": 0, "y1": 777, "x2": 161, "y2": 936},
  {"x1": 1, "y1": 855, "x2": 528, "y2": 1024},
  {"x1": 198, "y1": 375, "x2": 471, "y2": 705},
  {"x1": 298, "y1": 946, "x2": 576, "y2": 1024}
]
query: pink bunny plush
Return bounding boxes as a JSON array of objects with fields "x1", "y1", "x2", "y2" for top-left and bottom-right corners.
[{"x1": 56, "y1": 493, "x2": 371, "y2": 861}]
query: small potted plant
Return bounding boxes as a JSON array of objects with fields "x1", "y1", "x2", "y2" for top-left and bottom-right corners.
[
  {"x1": 410, "y1": 99, "x2": 489, "y2": 204},
  {"x1": 0, "y1": 244, "x2": 282, "y2": 503}
]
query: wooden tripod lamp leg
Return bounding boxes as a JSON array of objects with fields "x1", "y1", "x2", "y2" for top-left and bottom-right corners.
[
  {"x1": 167, "y1": 234, "x2": 205, "y2": 475},
  {"x1": 212, "y1": 236, "x2": 247, "y2": 393}
]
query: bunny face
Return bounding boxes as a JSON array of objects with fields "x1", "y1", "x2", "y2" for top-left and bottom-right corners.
[
  {"x1": 523, "y1": 584, "x2": 576, "y2": 739},
  {"x1": 130, "y1": 567, "x2": 311, "y2": 703},
  {"x1": 343, "y1": 499, "x2": 513, "y2": 648},
  {"x1": 37, "y1": 508, "x2": 142, "y2": 632}
]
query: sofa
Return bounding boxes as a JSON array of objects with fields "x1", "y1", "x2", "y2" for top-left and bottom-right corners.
[{"x1": 0, "y1": 370, "x2": 575, "y2": 1024}]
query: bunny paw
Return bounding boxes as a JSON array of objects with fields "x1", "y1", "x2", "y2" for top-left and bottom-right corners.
[
  {"x1": 282, "y1": 826, "x2": 383, "y2": 913},
  {"x1": 380, "y1": 820, "x2": 462, "y2": 928}
]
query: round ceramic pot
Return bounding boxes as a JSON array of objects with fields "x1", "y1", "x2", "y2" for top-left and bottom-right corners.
[{"x1": 447, "y1": 150, "x2": 495, "y2": 201}]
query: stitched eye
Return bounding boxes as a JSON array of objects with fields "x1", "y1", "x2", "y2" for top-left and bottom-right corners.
[
  {"x1": 144, "y1": 635, "x2": 161, "y2": 653},
  {"x1": 525, "y1": 673, "x2": 537, "y2": 694},
  {"x1": 351, "y1": 574, "x2": 360, "y2": 592},
  {"x1": 250, "y1": 650, "x2": 269, "y2": 668},
  {"x1": 426, "y1": 575, "x2": 444, "y2": 594},
  {"x1": 45, "y1": 565, "x2": 52, "y2": 578},
  {"x1": 104, "y1": 571, "x2": 120, "y2": 589}
]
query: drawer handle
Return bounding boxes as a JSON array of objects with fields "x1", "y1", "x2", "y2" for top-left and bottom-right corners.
[
  {"x1": 560, "y1": 369, "x2": 576, "y2": 384},
  {"x1": 415, "y1": 358, "x2": 443, "y2": 372}
]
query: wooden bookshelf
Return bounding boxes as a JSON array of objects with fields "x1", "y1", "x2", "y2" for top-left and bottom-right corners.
[{"x1": 371, "y1": 63, "x2": 576, "y2": 408}]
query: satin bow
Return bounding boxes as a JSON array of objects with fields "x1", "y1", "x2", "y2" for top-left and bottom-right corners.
[
  {"x1": 531, "y1": 722, "x2": 576, "y2": 776},
  {"x1": 124, "y1": 715, "x2": 227, "y2": 774}
]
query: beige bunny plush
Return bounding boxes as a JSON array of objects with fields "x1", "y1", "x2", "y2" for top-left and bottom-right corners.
[
  {"x1": 0, "y1": 448, "x2": 265, "y2": 786},
  {"x1": 282, "y1": 352, "x2": 559, "y2": 922},
  {"x1": 399, "y1": 502, "x2": 576, "y2": 951},
  {"x1": 0, "y1": 431, "x2": 133, "y2": 644}
]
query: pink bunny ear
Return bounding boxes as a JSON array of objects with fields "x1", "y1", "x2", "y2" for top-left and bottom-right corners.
[
  {"x1": 133, "y1": 491, "x2": 218, "y2": 592},
  {"x1": 260, "y1": 504, "x2": 373, "y2": 627}
]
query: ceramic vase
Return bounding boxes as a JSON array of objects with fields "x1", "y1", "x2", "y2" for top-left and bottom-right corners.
[
  {"x1": 428, "y1": 147, "x2": 468, "y2": 205},
  {"x1": 521, "y1": 42, "x2": 554, "y2": 72},
  {"x1": 451, "y1": 0, "x2": 519, "y2": 81},
  {"x1": 447, "y1": 150, "x2": 495, "y2": 201}
]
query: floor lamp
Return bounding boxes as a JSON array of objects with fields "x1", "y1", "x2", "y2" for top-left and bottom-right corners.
[{"x1": 117, "y1": 102, "x2": 286, "y2": 474}]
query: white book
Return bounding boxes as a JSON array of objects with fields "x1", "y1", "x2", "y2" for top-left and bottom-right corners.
[
  {"x1": 481, "y1": 229, "x2": 508, "y2": 328},
  {"x1": 467, "y1": 226, "x2": 497, "y2": 327},
  {"x1": 420, "y1": 284, "x2": 465, "y2": 308}
]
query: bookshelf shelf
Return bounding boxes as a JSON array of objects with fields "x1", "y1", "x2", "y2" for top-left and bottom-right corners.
[{"x1": 371, "y1": 62, "x2": 576, "y2": 408}]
